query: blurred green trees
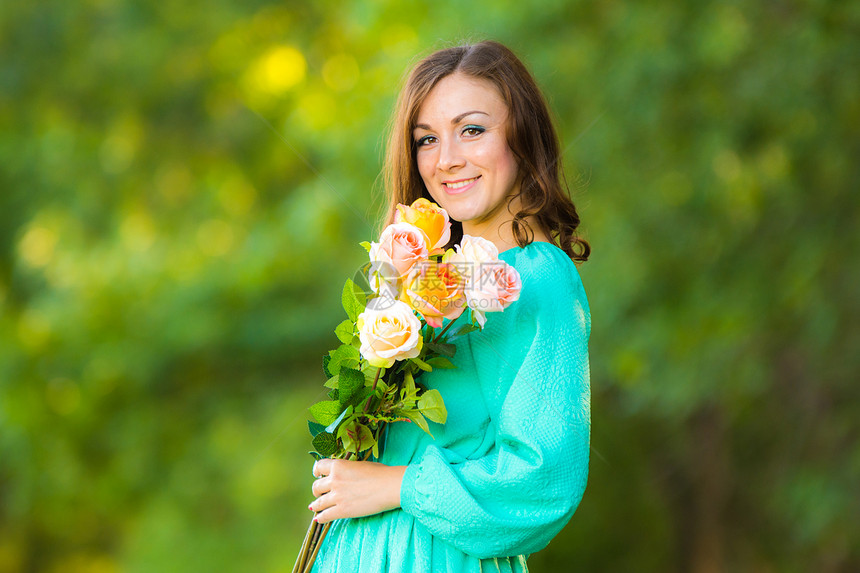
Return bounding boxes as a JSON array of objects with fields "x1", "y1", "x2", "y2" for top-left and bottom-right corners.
[{"x1": 1, "y1": 0, "x2": 858, "y2": 571}]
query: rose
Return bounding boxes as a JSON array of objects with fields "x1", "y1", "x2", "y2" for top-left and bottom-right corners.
[
  {"x1": 368, "y1": 223, "x2": 430, "y2": 296},
  {"x1": 357, "y1": 300, "x2": 423, "y2": 368},
  {"x1": 466, "y1": 261, "x2": 522, "y2": 327},
  {"x1": 442, "y1": 234, "x2": 499, "y2": 289},
  {"x1": 444, "y1": 235, "x2": 498, "y2": 264},
  {"x1": 400, "y1": 261, "x2": 466, "y2": 328},
  {"x1": 442, "y1": 235, "x2": 521, "y2": 327},
  {"x1": 395, "y1": 198, "x2": 451, "y2": 255}
]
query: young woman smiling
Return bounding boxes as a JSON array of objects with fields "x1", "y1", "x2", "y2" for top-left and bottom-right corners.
[{"x1": 308, "y1": 41, "x2": 591, "y2": 572}]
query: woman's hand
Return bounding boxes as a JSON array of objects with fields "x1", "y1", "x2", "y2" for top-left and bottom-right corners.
[{"x1": 309, "y1": 458, "x2": 407, "y2": 524}]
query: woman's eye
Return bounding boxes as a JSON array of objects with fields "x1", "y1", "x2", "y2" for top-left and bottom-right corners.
[
  {"x1": 462, "y1": 125, "x2": 485, "y2": 137},
  {"x1": 416, "y1": 135, "x2": 436, "y2": 147}
]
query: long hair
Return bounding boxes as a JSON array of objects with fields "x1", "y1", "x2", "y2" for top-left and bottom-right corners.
[{"x1": 382, "y1": 40, "x2": 590, "y2": 262}]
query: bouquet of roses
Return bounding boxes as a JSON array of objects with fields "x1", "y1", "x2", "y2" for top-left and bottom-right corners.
[{"x1": 292, "y1": 199, "x2": 522, "y2": 573}]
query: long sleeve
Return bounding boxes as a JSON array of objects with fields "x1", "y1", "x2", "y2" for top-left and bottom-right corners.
[{"x1": 398, "y1": 246, "x2": 591, "y2": 559}]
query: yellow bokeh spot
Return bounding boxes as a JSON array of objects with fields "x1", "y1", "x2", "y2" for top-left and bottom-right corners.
[
  {"x1": 99, "y1": 114, "x2": 142, "y2": 174},
  {"x1": 120, "y1": 211, "x2": 156, "y2": 253},
  {"x1": 322, "y1": 54, "x2": 360, "y2": 92},
  {"x1": 156, "y1": 163, "x2": 193, "y2": 205},
  {"x1": 713, "y1": 149, "x2": 742, "y2": 182},
  {"x1": 47, "y1": 553, "x2": 119, "y2": 573},
  {"x1": 379, "y1": 24, "x2": 418, "y2": 55},
  {"x1": 196, "y1": 219, "x2": 235, "y2": 257},
  {"x1": 19, "y1": 226, "x2": 58, "y2": 268},
  {"x1": 249, "y1": 46, "x2": 306, "y2": 95},
  {"x1": 218, "y1": 174, "x2": 257, "y2": 217},
  {"x1": 296, "y1": 89, "x2": 336, "y2": 130},
  {"x1": 758, "y1": 144, "x2": 789, "y2": 180},
  {"x1": 18, "y1": 309, "x2": 52, "y2": 351},
  {"x1": 0, "y1": 538, "x2": 23, "y2": 572}
]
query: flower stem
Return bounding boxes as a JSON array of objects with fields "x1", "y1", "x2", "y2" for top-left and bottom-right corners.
[
  {"x1": 302, "y1": 522, "x2": 332, "y2": 573},
  {"x1": 433, "y1": 316, "x2": 458, "y2": 343},
  {"x1": 362, "y1": 367, "x2": 384, "y2": 413},
  {"x1": 292, "y1": 518, "x2": 317, "y2": 573}
]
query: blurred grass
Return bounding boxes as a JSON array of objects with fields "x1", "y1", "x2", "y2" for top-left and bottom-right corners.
[{"x1": 1, "y1": 0, "x2": 858, "y2": 571}]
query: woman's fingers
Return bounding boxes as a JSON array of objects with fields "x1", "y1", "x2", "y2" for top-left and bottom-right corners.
[
  {"x1": 312, "y1": 458, "x2": 333, "y2": 478},
  {"x1": 311, "y1": 476, "x2": 331, "y2": 497},
  {"x1": 314, "y1": 505, "x2": 338, "y2": 524},
  {"x1": 309, "y1": 491, "x2": 337, "y2": 513},
  {"x1": 306, "y1": 459, "x2": 406, "y2": 522}
]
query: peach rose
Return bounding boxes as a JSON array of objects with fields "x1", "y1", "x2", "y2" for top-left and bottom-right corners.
[
  {"x1": 400, "y1": 261, "x2": 466, "y2": 328},
  {"x1": 368, "y1": 223, "x2": 429, "y2": 296},
  {"x1": 466, "y1": 261, "x2": 522, "y2": 327},
  {"x1": 357, "y1": 300, "x2": 423, "y2": 368},
  {"x1": 443, "y1": 236, "x2": 521, "y2": 327},
  {"x1": 395, "y1": 198, "x2": 451, "y2": 255}
]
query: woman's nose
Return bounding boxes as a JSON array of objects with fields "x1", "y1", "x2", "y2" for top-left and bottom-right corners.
[{"x1": 437, "y1": 138, "x2": 465, "y2": 172}]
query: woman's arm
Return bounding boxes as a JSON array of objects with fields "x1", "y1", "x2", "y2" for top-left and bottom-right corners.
[
  {"x1": 309, "y1": 458, "x2": 407, "y2": 524},
  {"x1": 395, "y1": 255, "x2": 591, "y2": 559}
]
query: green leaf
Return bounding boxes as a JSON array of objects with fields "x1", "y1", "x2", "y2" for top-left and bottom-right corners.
[
  {"x1": 396, "y1": 408, "x2": 432, "y2": 437},
  {"x1": 374, "y1": 379, "x2": 389, "y2": 397},
  {"x1": 449, "y1": 323, "x2": 479, "y2": 340},
  {"x1": 324, "y1": 374, "x2": 339, "y2": 389},
  {"x1": 309, "y1": 400, "x2": 341, "y2": 426},
  {"x1": 337, "y1": 420, "x2": 375, "y2": 454},
  {"x1": 328, "y1": 344, "x2": 360, "y2": 374},
  {"x1": 308, "y1": 451, "x2": 324, "y2": 461},
  {"x1": 426, "y1": 356, "x2": 456, "y2": 369},
  {"x1": 411, "y1": 356, "x2": 433, "y2": 372},
  {"x1": 322, "y1": 354, "x2": 333, "y2": 378},
  {"x1": 425, "y1": 342, "x2": 456, "y2": 357},
  {"x1": 335, "y1": 319, "x2": 355, "y2": 344},
  {"x1": 423, "y1": 325, "x2": 434, "y2": 343},
  {"x1": 347, "y1": 387, "x2": 375, "y2": 410},
  {"x1": 404, "y1": 371, "x2": 416, "y2": 393},
  {"x1": 308, "y1": 420, "x2": 326, "y2": 438},
  {"x1": 342, "y1": 278, "x2": 365, "y2": 322},
  {"x1": 325, "y1": 406, "x2": 352, "y2": 433},
  {"x1": 359, "y1": 241, "x2": 372, "y2": 253},
  {"x1": 312, "y1": 431, "x2": 338, "y2": 456},
  {"x1": 418, "y1": 389, "x2": 447, "y2": 424},
  {"x1": 312, "y1": 431, "x2": 338, "y2": 457},
  {"x1": 338, "y1": 367, "x2": 365, "y2": 408},
  {"x1": 362, "y1": 363, "x2": 380, "y2": 381}
]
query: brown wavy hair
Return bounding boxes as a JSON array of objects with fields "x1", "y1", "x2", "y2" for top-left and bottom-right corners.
[{"x1": 382, "y1": 40, "x2": 589, "y2": 262}]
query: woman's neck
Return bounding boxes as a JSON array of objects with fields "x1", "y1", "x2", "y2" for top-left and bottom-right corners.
[{"x1": 462, "y1": 214, "x2": 551, "y2": 253}]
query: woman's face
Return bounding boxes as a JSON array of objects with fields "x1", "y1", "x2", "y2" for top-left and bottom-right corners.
[{"x1": 413, "y1": 73, "x2": 520, "y2": 236}]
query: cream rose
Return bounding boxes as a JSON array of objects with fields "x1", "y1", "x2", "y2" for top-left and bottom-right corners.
[
  {"x1": 441, "y1": 234, "x2": 499, "y2": 287},
  {"x1": 443, "y1": 234, "x2": 498, "y2": 264},
  {"x1": 357, "y1": 300, "x2": 423, "y2": 368}
]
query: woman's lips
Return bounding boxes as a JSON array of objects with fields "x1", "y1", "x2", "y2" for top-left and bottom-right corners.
[{"x1": 442, "y1": 175, "x2": 480, "y2": 195}]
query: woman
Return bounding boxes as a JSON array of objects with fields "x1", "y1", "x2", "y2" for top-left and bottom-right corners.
[{"x1": 308, "y1": 40, "x2": 591, "y2": 572}]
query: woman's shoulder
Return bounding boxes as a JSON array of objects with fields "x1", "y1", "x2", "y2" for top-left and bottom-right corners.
[
  {"x1": 497, "y1": 241, "x2": 590, "y2": 336},
  {"x1": 499, "y1": 241, "x2": 587, "y2": 303}
]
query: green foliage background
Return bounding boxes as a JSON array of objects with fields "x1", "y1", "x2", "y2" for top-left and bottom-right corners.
[{"x1": 1, "y1": 0, "x2": 858, "y2": 571}]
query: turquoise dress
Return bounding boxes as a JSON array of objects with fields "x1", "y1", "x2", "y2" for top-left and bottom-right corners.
[{"x1": 312, "y1": 241, "x2": 591, "y2": 572}]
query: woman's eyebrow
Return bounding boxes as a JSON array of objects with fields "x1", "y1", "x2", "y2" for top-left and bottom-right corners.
[{"x1": 414, "y1": 110, "x2": 489, "y2": 131}]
